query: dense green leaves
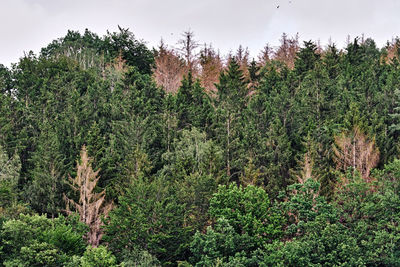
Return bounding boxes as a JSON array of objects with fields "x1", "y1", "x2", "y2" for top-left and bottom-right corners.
[
  {"x1": 190, "y1": 184, "x2": 284, "y2": 265},
  {"x1": 0, "y1": 214, "x2": 87, "y2": 266}
]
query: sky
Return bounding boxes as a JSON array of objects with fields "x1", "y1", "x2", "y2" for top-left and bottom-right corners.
[{"x1": 1, "y1": 0, "x2": 400, "y2": 67}]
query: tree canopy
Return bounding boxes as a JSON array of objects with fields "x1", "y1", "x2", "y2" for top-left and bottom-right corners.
[{"x1": 1, "y1": 29, "x2": 400, "y2": 266}]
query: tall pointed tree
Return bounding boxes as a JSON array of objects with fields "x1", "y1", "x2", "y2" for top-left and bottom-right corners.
[
  {"x1": 26, "y1": 123, "x2": 66, "y2": 217},
  {"x1": 177, "y1": 30, "x2": 199, "y2": 75},
  {"x1": 214, "y1": 59, "x2": 248, "y2": 179},
  {"x1": 64, "y1": 145, "x2": 112, "y2": 247},
  {"x1": 175, "y1": 72, "x2": 213, "y2": 131},
  {"x1": 264, "y1": 117, "x2": 293, "y2": 196},
  {"x1": 390, "y1": 89, "x2": 400, "y2": 137},
  {"x1": 294, "y1": 41, "x2": 321, "y2": 79},
  {"x1": 0, "y1": 144, "x2": 21, "y2": 211}
]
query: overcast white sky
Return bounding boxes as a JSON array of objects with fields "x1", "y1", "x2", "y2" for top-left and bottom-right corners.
[{"x1": 1, "y1": 0, "x2": 400, "y2": 67}]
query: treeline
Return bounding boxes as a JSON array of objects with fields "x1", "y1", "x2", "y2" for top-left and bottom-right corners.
[{"x1": 1, "y1": 28, "x2": 400, "y2": 266}]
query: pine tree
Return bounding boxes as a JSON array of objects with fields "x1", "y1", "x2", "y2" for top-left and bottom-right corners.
[
  {"x1": 178, "y1": 30, "x2": 199, "y2": 74},
  {"x1": 104, "y1": 177, "x2": 191, "y2": 265},
  {"x1": 323, "y1": 44, "x2": 341, "y2": 79},
  {"x1": 290, "y1": 133, "x2": 320, "y2": 184},
  {"x1": 274, "y1": 33, "x2": 299, "y2": 69},
  {"x1": 0, "y1": 65, "x2": 17, "y2": 150},
  {"x1": 247, "y1": 59, "x2": 261, "y2": 91}
]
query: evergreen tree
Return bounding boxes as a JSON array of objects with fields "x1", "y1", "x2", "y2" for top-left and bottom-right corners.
[
  {"x1": 104, "y1": 177, "x2": 191, "y2": 265},
  {"x1": 323, "y1": 43, "x2": 341, "y2": 80},
  {"x1": 0, "y1": 64, "x2": 17, "y2": 150},
  {"x1": 26, "y1": 123, "x2": 66, "y2": 217},
  {"x1": 0, "y1": 144, "x2": 21, "y2": 212},
  {"x1": 390, "y1": 89, "x2": 400, "y2": 139},
  {"x1": 175, "y1": 72, "x2": 213, "y2": 132},
  {"x1": 294, "y1": 41, "x2": 321, "y2": 79},
  {"x1": 214, "y1": 59, "x2": 248, "y2": 179},
  {"x1": 264, "y1": 117, "x2": 293, "y2": 195}
]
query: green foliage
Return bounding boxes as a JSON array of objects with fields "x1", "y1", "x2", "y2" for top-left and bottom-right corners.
[
  {"x1": 282, "y1": 179, "x2": 337, "y2": 236},
  {"x1": 0, "y1": 144, "x2": 20, "y2": 211},
  {"x1": 4, "y1": 242, "x2": 61, "y2": 267},
  {"x1": 175, "y1": 72, "x2": 213, "y2": 131},
  {"x1": 276, "y1": 222, "x2": 365, "y2": 266},
  {"x1": 214, "y1": 59, "x2": 248, "y2": 179},
  {"x1": 294, "y1": 40, "x2": 321, "y2": 78},
  {"x1": 191, "y1": 218, "x2": 256, "y2": 266},
  {"x1": 263, "y1": 117, "x2": 293, "y2": 196},
  {"x1": 25, "y1": 124, "x2": 65, "y2": 216},
  {"x1": 332, "y1": 161, "x2": 400, "y2": 265},
  {"x1": 210, "y1": 184, "x2": 284, "y2": 241},
  {"x1": 104, "y1": 27, "x2": 155, "y2": 74},
  {"x1": 160, "y1": 128, "x2": 225, "y2": 231},
  {"x1": 191, "y1": 184, "x2": 284, "y2": 265},
  {"x1": 41, "y1": 27, "x2": 154, "y2": 74},
  {"x1": 119, "y1": 248, "x2": 161, "y2": 267},
  {"x1": 4, "y1": 29, "x2": 400, "y2": 266},
  {"x1": 0, "y1": 214, "x2": 87, "y2": 266},
  {"x1": 79, "y1": 246, "x2": 117, "y2": 267},
  {"x1": 162, "y1": 128, "x2": 224, "y2": 179},
  {"x1": 104, "y1": 177, "x2": 191, "y2": 265},
  {"x1": 390, "y1": 89, "x2": 400, "y2": 152}
]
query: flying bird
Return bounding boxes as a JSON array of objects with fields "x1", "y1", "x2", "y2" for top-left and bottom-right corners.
[{"x1": 277, "y1": 5, "x2": 280, "y2": 8}]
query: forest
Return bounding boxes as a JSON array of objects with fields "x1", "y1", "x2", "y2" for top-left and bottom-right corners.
[{"x1": 1, "y1": 27, "x2": 400, "y2": 266}]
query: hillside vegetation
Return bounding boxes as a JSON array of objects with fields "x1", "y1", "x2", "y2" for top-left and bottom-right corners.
[{"x1": 1, "y1": 28, "x2": 400, "y2": 266}]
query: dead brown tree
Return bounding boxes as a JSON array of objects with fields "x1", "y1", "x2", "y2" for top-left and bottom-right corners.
[
  {"x1": 258, "y1": 44, "x2": 273, "y2": 66},
  {"x1": 153, "y1": 40, "x2": 186, "y2": 94},
  {"x1": 64, "y1": 145, "x2": 112, "y2": 247},
  {"x1": 333, "y1": 126, "x2": 380, "y2": 182},
  {"x1": 177, "y1": 30, "x2": 199, "y2": 75},
  {"x1": 383, "y1": 37, "x2": 400, "y2": 64},
  {"x1": 274, "y1": 33, "x2": 300, "y2": 69},
  {"x1": 199, "y1": 44, "x2": 223, "y2": 94},
  {"x1": 235, "y1": 45, "x2": 250, "y2": 79}
]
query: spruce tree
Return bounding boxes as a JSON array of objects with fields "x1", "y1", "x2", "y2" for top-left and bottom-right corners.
[
  {"x1": 214, "y1": 59, "x2": 248, "y2": 179},
  {"x1": 175, "y1": 72, "x2": 213, "y2": 131},
  {"x1": 26, "y1": 123, "x2": 65, "y2": 216},
  {"x1": 294, "y1": 41, "x2": 320, "y2": 79},
  {"x1": 264, "y1": 117, "x2": 292, "y2": 196}
]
